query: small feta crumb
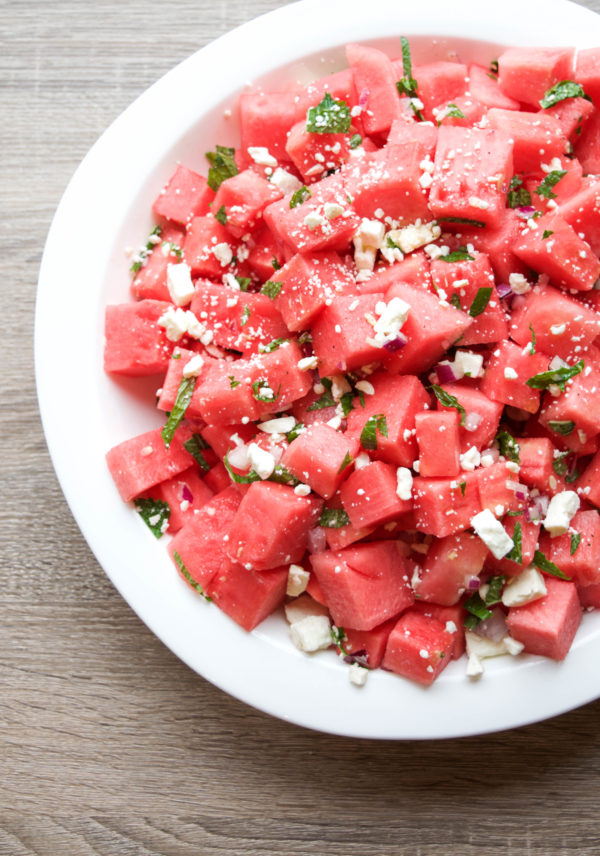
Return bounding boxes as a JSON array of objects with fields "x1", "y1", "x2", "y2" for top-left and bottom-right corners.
[
  {"x1": 504, "y1": 367, "x2": 518, "y2": 380},
  {"x1": 468, "y1": 196, "x2": 489, "y2": 210},
  {"x1": 460, "y1": 446, "x2": 481, "y2": 472},
  {"x1": 466, "y1": 652, "x2": 484, "y2": 679},
  {"x1": 471, "y1": 508, "x2": 514, "y2": 559},
  {"x1": 396, "y1": 467, "x2": 413, "y2": 501},
  {"x1": 543, "y1": 490, "x2": 580, "y2": 537},
  {"x1": 212, "y1": 242, "x2": 233, "y2": 267},
  {"x1": 324, "y1": 202, "x2": 344, "y2": 220},
  {"x1": 354, "y1": 452, "x2": 371, "y2": 470},
  {"x1": 290, "y1": 615, "x2": 331, "y2": 653},
  {"x1": 454, "y1": 350, "x2": 484, "y2": 378},
  {"x1": 294, "y1": 483, "x2": 311, "y2": 496},
  {"x1": 141, "y1": 445, "x2": 153, "y2": 457},
  {"x1": 509, "y1": 273, "x2": 531, "y2": 295},
  {"x1": 257, "y1": 416, "x2": 296, "y2": 434},
  {"x1": 502, "y1": 566, "x2": 547, "y2": 607},
  {"x1": 349, "y1": 663, "x2": 368, "y2": 687},
  {"x1": 247, "y1": 146, "x2": 278, "y2": 167},
  {"x1": 550, "y1": 323, "x2": 566, "y2": 336},
  {"x1": 247, "y1": 443, "x2": 276, "y2": 479},
  {"x1": 304, "y1": 211, "x2": 327, "y2": 231},
  {"x1": 182, "y1": 354, "x2": 205, "y2": 378},
  {"x1": 297, "y1": 355, "x2": 318, "y2": 371},
  {"x1": 355, "y1": 379, "x2": 375, "y2": 395},
  {"x1": 270, "y1": 167, "x2": 302, "y2": 195},
  {"x1": 445, "y1": 620, "x2": 457, "y2": 634},
  {"x1": 386, "y1": 220, "x2": 441, "y2": 254},
  {"x1": 366, "y1": 296, "x2": 411, "y2": 349},
  {"x1": 286, "y1": 564, "x2": 310, "y2": 597},
  {"x1": 166, "y1": 262, "x2": 195, "y2": 306}
]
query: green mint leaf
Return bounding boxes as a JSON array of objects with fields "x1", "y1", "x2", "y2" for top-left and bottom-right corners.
[
  {"x1": 235, "y1": 276, "x2": 251, "y2": 291},
  {"x1": 340, "y1": 391, "x2": 354, "y2": 418},
  {"x1": 505, "y1": 523, "x2": 523, "y2": 565},
  {"x1": 286, "y1": 422, "x2": 305, "y2": 443},
  {"x1": 469, "y1": 286, "x2": 493, "y2": 317},
  {"x1": 570, "y1": 532, "x2": 582, "y2": 555},
  {"x1": 540, "y1": 80, "x2": 587, "y2": 109},
  {"x1": 496, "y1": 430, "x2": 520, "y2": 464},
  {"x1": 526, "y1": 360, "x2": 584, "y2": 391},
  {"x1": 533, "y1": 549, "x2": 571, "y2": 580},
  {"x1": 360, "y1": 413, "x2": 388, "y2": 451},
  {"x1": 268, "y1": 465, "x2": 300, "y2": 487},
  {"x1": 431, "y1": 385, "x2": 466, "y2": 426},
  {"x1": 260, "y1": 280, "x2": 283, "y2": 299},
  {"x1": 307, "y1": 377, "x2": 335, "y2": 411},
  {"x1": 173, "y1": 551, "x2": 212, "y2": 601},
  {"x1": 161, "y1": 376, "x2": 196, "y2": 448},
  {"x1": 490, "y1": 59, "x2": 499, "y2": 75},
  {"x1": 439, "y1": 246, "x2": 474, "y2": 262},
  {"x1": 162, "y1": 240, "x2": 183, "y2": 260},
  {"x1": 229, "y1": 375, "x2": 240, "y2": 388},
  {"x1": 449, "y1": 293, "x2": 462, "y2": 310},
  {"x1": 458, "y1": 481, "x2": 467, "y2": 496},
  {"x1": 240, "y1": 304, "x2": 251, "y2": 326},
  {"x1": 349, "y1": 133, "x2": 362, "y2": 149},
  {"x1": 436, "y1": 216, "x2": 486, "y2": 228},
  {"x1": 258, "y1": 337, "x2": 287, "y2": 354},
  {"x1": 290, "y1": 185, "x2": 311, "y2": 208},
  {"x1": 507, "y1": 175, "x2": 532, "y2": 208},
  {"x1": 485, "y1": 575, "x2": 507, "y2": 605},
  {"x1": 536, "y1": 169, "x2": 567, "y2": 200},
  {"x1": 529, "y1": 322, "x2": 537, "y2": 354},
  {"x1": 134, "y1": 498, "x2": 170, "y2": 538},
  {"x1": 443, "y1": 102, "x2": 466, "y2": 120},
  {"x1": 215, "y1": 205, "x2": 227, "y2": 225},
  {"x1": 548, "y1": 420, "x2": 576, "y2": 436},
  {"x1": 271, "y1": 257, "x2": 281, "y2": 270},
  {"x1": 183, "y1": 434, "x2": 211, "y2": 472},
  {"x1": 306, "y1": 92, "x2": 351, "y2": 134},
  {"x1": 338, "y1": 451, "x2": 354, "y2": 474},
  {"x1": 206, "y1": 145, "x2": 238, "y2": 191},
  {"x1": 130, "y1": 224, "x2": 162, "y2": 273},
  {"x1": 223, "y1": 452, "x2": 261, "y2": 484},
  {"x1": 552, "y1": 451, "x2": 569, "y2": 477},
  {"x1": 319, "y1": 508, "x2": 350, "y2": 528},
  {"x1": 463, "y1": 592, "x2": 493, "y2": 627},
  {"x1": 251, "y1": 379, "x2": 279, "y2": 402},
  {"x1": 330, "y1": 625, "x2": 349, "y2": 653},
  {"x1": 542, "y1": 229, "x2": 554, "y2": 239}
]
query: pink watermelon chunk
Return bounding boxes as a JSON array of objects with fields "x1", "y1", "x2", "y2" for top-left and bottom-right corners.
[
  {"x1": 207, "y1": 559, "x2": 288, "y2": 632},
  {"x1": 148, "y1": 465, "x2": 214, "y2": 533},
  {"x1": 539, "y1": 510, "x2": 600, "y2": 587},
  {"x1": 104, "y1": 300, "x2": 173, "y2": 376},
  {"x1": 285, "y1": 120, "x2": 353, "y2": 184},
  {"x1": 479, "y1": 339, "x2": 549, "y2": 414},
  {"x1": 382, "y1": 609, "x2": 455, "y2": 685},
  {"x1": 212, "y1": 169, "x2": 283, "y2": 238},
  {"x1": 339, "y1": 461, "x2": 412, "y2": 528},
  {"x1": 239, "y1": 89, "x2": 304, "y2": 163},
  {"x1": 310, "y1": 541, "x2": 415, "y2": 631},
  {"x1": 497, "y1": 46, "x2": 575, "y2": 107},
  {"x1": 273, "y1": 251, "x2": 355, "y2": 331},
  {"x1": 281, "y1": 422, "x2": 359, "y2": 500},
  {"x1": 310, "y1": 292, "x2": 385, "y2": 376},
  {"x1": 435, "y1": 383, "x2": 503, "y2": 453},
  {"x1": 337, "y1": 618, "x2": 397, "y2": 669},
  {"x1": 468, "y1": 64, "x2": 520, "y2": 111},
  {"x1": 486, "y1": 516, "x2": 541, "y2": 578},
  {"x1": 538, "y1": 363, "x2": 600, "y2": 440},
  {"x1": 412, "y1": 472, "x2": 480, "y2": 537},
  {"x1": 183, "y1": 215, "x2": 238, "y2": 278},
  {"x1": 152, "y1": 164, "x2": 215, "y2": 226},
  {"x1": 407, "y1": 61, "x2": 469, "y2": 122},
  {"x1": 558, "y1": 177, "x2": 600, "y2": 256},
  {"x1": 414, "y1": 410, "x2": 461, "y2": 478},
  {"x1": 346, "y1": 42, "x2": 404, "y2": 136},
  {"x1": 506, "y1": 577, "x2": 581, "y2": 660},
  {"x1": 416, "y1": 531, "x2": 488, "y2": 606},
  {"x1": 131, "y1": 224, "x2": 185, "y2": 302}
]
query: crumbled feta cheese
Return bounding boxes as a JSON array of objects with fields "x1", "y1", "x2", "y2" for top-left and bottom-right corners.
[
  {"x1": 355, "y1": 379, "x2": 375, "y2": 396},
  {"x1": 550, "y1": 323, "x2": 566, "y2": 336},
  {"x1": 466, "y1": 652, "x2": 484, "y2": 679},
  {"x1": 182, "y1": 354, "x2": 205, "y2": 378},
  {"x1": 396, "y1": 467, "x2": 413, "y2": 501},
  {"x1": 460, "y1": 446, "x2": 481, "y2": 472},
  {"x1": 286, "y1": 564, "x2": 310, "y2": 597},
  {"x1": 247, "y1": 146, "x2": 278, "y2": 167},
  {"x1": 297, "y1": 355, "x2": 319, "y2": 371},
  {"x1": 324, "y1": 202, "x2": 345, "y2": 220},
  {"x1": 509, "y1": 273, "x2": 531, "y2": 295},
  {"x1": 454, "y1": 350, "x2": 484, "y2": 378},
  {"x1": 290, "y1": 615, "x2": 332, "y2": 653},
  {"x1": 367, "y1": 297, "x2": 411, "y2": 348},
  {"x1": 386, "y1": 220, "x2": 441, "y2": 254},
  {"x1": 471, "y1": 508, "x2": 514, "y2": 558},
  {"x1": 158, "y1": 306, "x2": 212, "y2": 345},
  {"x1": 212, "y1": 242, "x2": 233, "y2": 266},
  {"x1": 501, "y1": 566, "x2": 547, "y2": 607},
  {"x1": 349, "y1": 663, "x2": 368, "y2": 687},
  {"x1": 354, "y1": 452, "x2": 371, "y2": 470},
  {"x1": 466, "y1": 629, "x2": 523, "y2": 660},
  {"x1": 257, "y1": 416, "x2": 296, "y2": 434},
  {"x1": 294, "y1": 483, "x2": 311, "y2": 496},
  {"x1": 504, "y1": 367, "x2": 518, "y2": 380},
  {"x1": 247, "y1": 443, "x2": 276, "y2": 479},
  {"x1": 468, "y1": 196, "x2": 489, "y2": 210},
  {"x1": 304, "y1": 211, "x2": 327, "y2": 231},
  {"x1": 543, "y1": 490, "x2": 580, "y2": 537},
  {"x1": 270, "y1": 167, "x2": 302, "y2": 195},
  {"x1": 166, "y1": 262, "x2": 195, "y2": 306}
]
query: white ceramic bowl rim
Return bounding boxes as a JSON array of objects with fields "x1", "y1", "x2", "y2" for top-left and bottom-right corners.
[{"x1": 36, "y1": 0, "x2": 600, "y2": 739}]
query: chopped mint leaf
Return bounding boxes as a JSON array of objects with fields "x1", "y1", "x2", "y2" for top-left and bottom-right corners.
[
  {"x1": 529, "y1": 322, "x2": 537, "y2": 354},
  {"x1": 469, "y1": 286, "x2": 493, "y2": 317},
  {"x1": 223, "y1": 452, "x2": 261, "y2": 484},
  {"x1": 396, "y1": 36, "x2": 423, "y2": 120},
  {"x1": 134, "y1": 497, "x2": 170, "y2": 538},
  {"x1": 306, "y1": 92, "x2": 351, "y2": 134},
  {"x1": 349, "y1": 133, "x2": 362, "y2": 149},
  {"x1": 570, "y1": 532, "x2": 582, "y2": 555},
  {"x1": 439, "y1": 246, "x2": 474, "y2": 262},
  {"x1": 206, "y1": 145, "x2": 238, "y2": 191},
  {"x1": 240, "y1": 304, "x2": 251, "y2": 326},
  {"x1": 533, "y1": 549, "x2": 571, "y2": 580},
  {"x1": 130, "y1": 224, "x2": 162, "y2": 274},
  {"x1": 552, "y1": 451, "x2": 570, "y2": 477},
  {"x1": 526, "y1": 359, "x2": 584, "y2": 391},
  {"x1": 485, "y1": 575, "x2": 507, "y2": 605},
  {"x1": 269, "y1": 465, "x2": 300, "y2": 487},
  {"x1": 548, "y1": 420, "x2": 576, "y2": 436},
  {"x1": 360, "y1": 413, "x2": 388, "y2": 451},
  {"x1": 236, "y1": 276, "x2": 251, "y2": 291},
  {"x1": 449, "y1": 293, "x2": 462, "y2": 310},
  {"x1": 307, "y1": 377, "x2": 335, "y2": 411},
  {"x1": 215, "y1": 205, "x2": 227, "y2": 225},
  {"x1": 443, "y1": 102, "x2": 465, "y2": 120},
  {"x1": 459, "y1": 481, "x2": 467, "y2": 496},
  {"x1": 540, "y1": 80, "x2": 587, "y2": 109},
  {"x1": 260, "y1": 280, "x2": 283, "y2": 299},
  {"x1": 286, "y1": 422, "x2": 305, "y2": 443},
  {"x1": 542, "y1": 229, "x2": 554, "y2": 239},
  {"x1": 290, "y1": 185, "x2": 311, "y2": 208},
  {"x1": 507, "y1": 176, "x2": 532, "y2": 209},
  {"x1": 463, "y1": 592, "x2": 493, "y2": 628},
  {"x1": 162, "y1": 240, "x2": 183, "y2": 260},
  {"x1": 228, "y1": 375, "x2": 241, "y2": 388},
  {"x1": 161, "y1": 376, "x2": 196, "y2": 447},
  {"x1": 271, "y1": 257, "x2": 281, "y2": 270},
  {"x1": 436, "y1": 216, "x2": 486, "y2": 227},
  {"x1": 431, "y1": 385, "x2": 466, "y2": 426},
  {"x1": 258, "y1": 337, "x2": 287, "y2": 353},
  {"x1": 251, "y1": 379, "x2": 279, "y2": 402},
  {"x1": 173, "y1": 550, "x2": 212, "y2": 601},
  {"x1": 184, "y1": 434, "x2": 211, "y2": 472},
  {"x1": 338, "y1": 451, "x2": 354, "y2": 474},
  {"x1": 497, "y1": 430, "x2": 520, "y2": 464},
  {"x1": 489, "y1": 59, "x2": 499, "y2": 75},
  {"x1": 536, "y1": 169, "x2": 567, "y2": 200},
  {"x1": 340, "y1": 391, "x2": 354, "y2": 418},
  {"x1": 319, "y1": 508, "x2": 350, "y2": 528},
  {"x1": 505, "y1": 523, "x2": 522, "y2": 565}
]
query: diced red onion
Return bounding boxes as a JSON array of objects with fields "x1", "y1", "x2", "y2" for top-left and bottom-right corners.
[
  {"x1": 496, "y1": 282, "x2": 512, "y2": 299},
  {"x1": 343, "y1": 649, "x2": 369, "y2": 668},
  {"x1": 516, "y1": 205, "x2": 537, "y2": 220},
  {"x1": 307, "y1": 526, "x2": 328, "y2": 554},
  {"x1": 526, "y1": 494, "x2": 549, "y2": 522},
  {"x1": 515, "y1": 486, "x2": 529, "y2": 501},
  {"x1": 477, "y1": 608, "x2": 508, "y2": 643},
  {"x1": 383, "y1": 334, "x2": 407, "y2": 352},
  {"x1": 435, "y1": 362, "x2": 457, "y2": 384},
  {"x1": 182, "y1": 485, "x2": 194, "y2": 503},
  {"x1": 567, "y1": 455, "x2": 579, "y2": 478},
  {"x1": 358, "y1": 88, "x2": 370, "y2": 109},
  {"x1": 506, "y1": 479, "x2": 523, "y2": 494},
  {"x1": 468, "y1": 576, "x2": 481, "y2": 591}
]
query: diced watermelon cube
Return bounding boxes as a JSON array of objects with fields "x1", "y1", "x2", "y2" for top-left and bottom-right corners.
[
  {"x1": 247, "y1": 225, "x2": 284, "y2": 281},
  {"x1": 505, "y1": 576, "x2": 581, "y2": 660},
  {"x1": 575, "y1": 447, "x2": 600, "y2": 507},
  {"x1": 310, "y1": 541, "x2": 415, "y2": 630},
  {"x1": 131, "y1": 224, "x2": 185, "y2": 301},
  {"x1": 473, "y1": 461, "x2": 526, "y2": 516},
  {"x1": 281, "y1": 422, "x2": 359, "y2": 499},
  {"x1": 479, "y1": 339, "x2": 549, "y2": 414},
  {"x1": 416, "y1": 531, "x2": 488, "y2": 605},
  {"x1": 386, "y1": 119, "x2": 437, "y2": 155},
  {"x1": 227, "y1": 481, "x2": 322, "y2": 570},
  {"x1": 486, "y1": 108, "x2": 567, "y2": 173},
  {"x1": 382, "y1": 609, "x2": 455, "y2": 685},
  {"x1": 152, "y1": 164, "x2": 215, "y2": 226},
  {"x1": 252, "y1": 340, "x2": 313, "y2": 414},
  {"x1": 558, "y1": 177, "x2": 600, "y2": 256},
  {"x1": 414, "y1": 410, "x2": 460, "y2": 478},
  {"x1": 104, "y1": 300, "x2": 173, "y2": 376},
  {"x1": 148, "y1": 465, "x2": 214, "y2": 533},
  {"x1": 346, "y1": 43, "x2": 404, "y2": 136},
  {"x1": 455, "y1": 209, "x2": 530, "y2": 283},
  {"x1": 412, "y1": 602, "x2": 466, "y2": 658},
  {"x1": 467, "y1": 64, "x2": 520, "y2": 111},
  {"x1": 539, "y1": 509, "x2": 600, "y2": 586},
  {"x1": 408, "y1": 61, "x2": 469, "y2": 122},
  {"x1": 339, "y1": 460, "x2": 412, "y2": 528},
  {"x1": 285, "y1": 120, "x2": 352, "y2": 184},
  {"x1": 168, "y1": 485, "x2": 242, "y2": 587},
  {"x1": 156, "y1": 347, "x2": 213, "y2": 417},
  {"x1": 310, "y1": 292, "x2": 385, "y2": 376},
  {"x1": 412, "y1": 472, "x2": 480, "y2": 537},
  {"x1": 485, "y1": 516, "x2": 541, "y2": 578},
  {"x1": 575, "y1": 47, "x2": 600, "y2": 106},
  {"x1": 538, "y1": 363, "x2": 600, "y2": 440},
  {"x1": 183, "y1": 215, "x2": 238, "y2": 278},
  {"x1": 273, "y1": 251, "x2": 355, "y2": 331},
  {"x1": 545, "y1": 96, "x2": 595, "y2": 143},
  {"x1": 208, "y1": 558, "x2": 288, "y2": 632},
  {"x1": 435, "y1": 383, "x2": 503, "y2": 452},
  {"x1": 194, "y1": 358, "x2": 262, "y2": 425},
  {"x1": 497, "y1": 46, "x2": 575, "y2": 107},
  {"x1": 516, "y1": 438, "x2": 556, "y2": 492},
  {"x1": 106, "y1": 426, "x2": 195, "y2": 502},
  {"x1": 338, "y1": 618, "x2": 397, "y2": 669},
  {"x1": 212, "y1": 169, "x2": 283, "y2": 238},
  {"x1": 239, "y1": 89, "x2": 304, "y2": 163}
]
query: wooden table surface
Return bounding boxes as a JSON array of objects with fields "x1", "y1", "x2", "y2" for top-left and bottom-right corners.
[{"x1": 4, "y1": 1, "x2": 600, "y2": 852}]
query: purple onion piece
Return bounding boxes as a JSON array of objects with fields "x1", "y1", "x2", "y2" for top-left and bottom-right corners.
[
  {"x1": 468, "y1": 577, "x2": 481, "y2": 591},
  {"x1": 496, "y1": 282, "x2": 513, "y2": 299},
  {"x1": 477, "y1": 608, "x2": 508, "y2": 643},
  {"x1": 182, "y1": 485, "x2": 194, "y2": 503},
  {"x1": 516, "y1": 205, "x2": 537, "y2": 220},
  {"x1": 307, "y1": 526, "x2": 328, "y2": 554},
  {"x1": 358, "y1": 88, "x2": 370, "y2": 109},
  {"x1": 567, "y1": 454, "x2": 579, "y2": 478},
  {"x1": 383, "y1": 334, "x2": 407, "y2": 352},
  {"x1": 343, "y1": 649, "x2": 370, "y2": 668},
  {"x1": 435, "y1": 362, "x2": 457, "y2": 384}
]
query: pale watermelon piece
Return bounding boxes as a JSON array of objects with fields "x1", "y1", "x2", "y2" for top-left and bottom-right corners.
[
  {"x1": 505, "y1": 576, "x2": 581, "y2": 660},
  {"x1": 382, "y1": 609, "x2": 455, "y2": 685}
]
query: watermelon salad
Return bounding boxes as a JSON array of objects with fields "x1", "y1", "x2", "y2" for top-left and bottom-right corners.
[{"x1": 105, "y1": 37, "x2": 600, "y2": 688}]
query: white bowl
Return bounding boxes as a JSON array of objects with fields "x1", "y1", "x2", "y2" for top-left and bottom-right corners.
[{"x1": 36, "y1": 0, "x2": 600, "y2": 738}]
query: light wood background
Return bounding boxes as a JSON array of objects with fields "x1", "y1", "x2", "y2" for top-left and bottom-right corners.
[{"x1": 4, "y1": 1, "x2": 600, "y2": 852}]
